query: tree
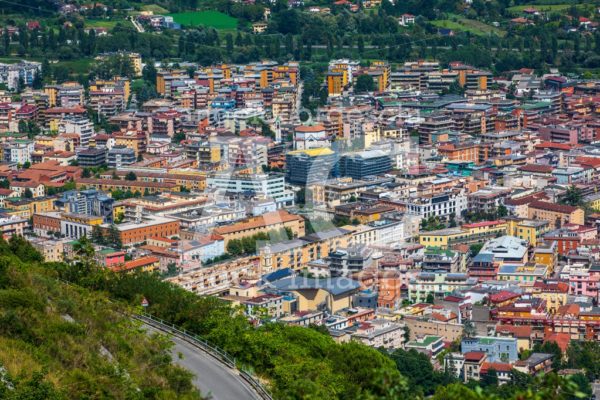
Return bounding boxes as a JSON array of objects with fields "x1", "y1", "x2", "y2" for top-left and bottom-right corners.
[
  {"x1": 18, "y1": 119, "x2": 27, "y2": 134},
  {"x1": 497, "y1": 204, "x2": 508, "y2": 217},
  {"x1": 355, "y1": 74, "x2": 375, "y2": 93},
  {"x1": 172, "y1": 131, "x2": 186, "y2": 143},
  {"x1": 227, "y1": 239, "x2": 243, "y2": 256},
  {"x1": 73, "y1": 235, "x2": 95, "y2": 263},
  {"x1": 563, "y1": 185, "x2": 582, "y2": 207},
  {"x1": 469, "y1": 243, "x2": 484, "y2": 257},
  {"x1": 142, "y1": 61, "x2": 157, "y2": 86},
  {"x1": 566, "y1": 341, "x2": 600, "y2": 380},
  {"x1": 481, "y1": 368, "x2": 498, "y2": 387},
  {"x1": 82, "y1": 168, "x2": 92, "y2": 178},
  {"x1": 125, "y1": 171, "x2": 137, "y2": 181},
  {"x1": 403, "y1": 326, "x2": 411, "y2": 343},
  {"x1": 107, "y1": 224, "x2": 122, "y2": 249},
  {"x1": 91, "y1": 225, "x2": 105, "y2": 245},
  {"x1": 463, "y1": 320, "x2": 476, "y2": 338},
  {"x1": 426, "y1": 292, "x2": 435, "y2": 304},
  {"x1": 23, "y1": 188, "x2": 33, "y2": 198}
]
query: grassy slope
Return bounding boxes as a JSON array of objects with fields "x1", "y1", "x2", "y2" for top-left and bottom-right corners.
[
  {"x1": 431, "y1": 15, "x2": 505, "y2": 37},
  {"x1": 0, "y1": 238, "x2": 202, "y2": 399}
]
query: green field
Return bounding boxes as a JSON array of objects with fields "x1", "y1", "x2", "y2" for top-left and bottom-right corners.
[
  {"x1": 84, "y1": 19, "x2": 121, "y2": 29},
  {"x1": 432, "y1": 16, "x2": 505, "y2": 37},
  {"x1": 167, "y1": 10, "x2": 238, "y2": 30},
  {"x1": 53, "y1": 58, "x2": 94, "y2": 74}
]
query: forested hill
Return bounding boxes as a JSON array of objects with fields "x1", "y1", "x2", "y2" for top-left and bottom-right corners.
[{"x1": 0, "y1": 236, "x2": 201, "y2": 399}]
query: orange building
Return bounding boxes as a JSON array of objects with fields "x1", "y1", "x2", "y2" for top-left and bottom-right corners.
[
  {"x1": 438, "y1": 142, "x2": 488, "y2": 164},
  {"x1": 32, "y1": 211, "x2": 62, "y2": 236},
  {"x1": 377, "y1": 271, "x2": 403, "y2": 308},
  {"x1": 327, "y1": 72, "x2": 344, "y2": 96},
  {"x1": 105, "y1": 216, "x2": 180, "y2": 246}
]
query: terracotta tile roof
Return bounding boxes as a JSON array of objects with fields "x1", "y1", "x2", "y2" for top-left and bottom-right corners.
[
  {"x1": 113, "y1": 256, "x2": 159, "y2": 272},
  {"x1": 464, "y1": 351, "x2": 487, "y2": 362},
  {"x1": 519, "y1": 164, "x2": 554, "y2": 173},
  {"x1": 489, "y1": 290, "x2": 521, "y2": 303},
  {"x1": 213, "y1": 210, "x2": 303, "y2": 235},
  {"x1": 535, "y1": 141, "x2": 576, "y2": 151},
  {"x1": 544, "y1": 332, "x2": 570, "y2": 352},
  {"x1": 556, "y1": 303, "x2": 579, "y2": 317},
  {"x1": 530, "y1": 200, "x2": 580, "y2": 214},
  {"x1": 481, "y1": 362, "x2": 513, "y2": 373},
  {"x1": 295, "y1": 124, "x2": 326, "y2": 133},
  {"x1": 496, "y1": 324, "x2": 532, "y2": 338},
  {"x1": 463, "y1": 220, "x2": 505, "y2": 229},
  {"x1": 504, "y1": 192, "x2": 547, "y2": 206}
]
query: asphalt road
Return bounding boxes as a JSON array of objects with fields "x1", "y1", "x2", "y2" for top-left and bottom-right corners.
[{"x1": 144, "y1": 325, "x2": 259, "y2": 400}]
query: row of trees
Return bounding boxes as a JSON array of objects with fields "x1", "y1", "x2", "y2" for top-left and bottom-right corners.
[{"x1": 226, "y1": 227, "x2": 294, "y2": 256}]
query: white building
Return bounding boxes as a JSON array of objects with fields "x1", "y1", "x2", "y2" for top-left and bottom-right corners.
[
  {"x1": 352, "y1": 319, "x2": 406, "y2": 349},
  {"x1": 0, "y1": 61, "x2": 41, "y2": 90},
  {"x1": 404, "y1": 190, "x2": 468, "y2": 220},
  {"x1": 3, "y1": 140, "x2": 34, "y2": 164},
  {"x1": 59, "y1": 116, "x2": 94, "y2": 147},
  {"x1": 350, "y1": 219, "x2": 405, "y2": 247},
  {"x1": 207, "y1": 173, "x2": 295, "y2": 207},
  {"x1": 293, "y1": 125, "x2": 330, "y2": 150}
]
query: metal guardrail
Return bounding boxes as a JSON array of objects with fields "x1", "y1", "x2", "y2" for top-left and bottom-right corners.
[
  {"x1": 55, "y1": 279, "x2": 272, "y2": 399},
  {"x1": 134, "y1": 313, "x2": 273, "y2": 400}
]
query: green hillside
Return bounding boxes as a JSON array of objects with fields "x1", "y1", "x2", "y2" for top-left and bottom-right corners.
[{"x1": 0, "y1": 236, "x2": 201, "y2": 399}]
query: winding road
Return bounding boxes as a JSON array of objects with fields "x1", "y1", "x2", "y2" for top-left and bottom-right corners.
[{"x1": 142, "y1": 323, "x2": 262, "y2": 400}]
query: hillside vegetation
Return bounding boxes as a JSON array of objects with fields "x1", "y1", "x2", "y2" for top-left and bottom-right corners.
[{"x1": 0, "y1": 236, "x2": 201, "y2": 399}]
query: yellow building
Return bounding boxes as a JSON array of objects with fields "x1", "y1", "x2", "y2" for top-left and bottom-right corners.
[
  {"x1": 497, "y1": 264, "x2": 548, "y2": 285},
  {"x1": 30, "y1": 238, "x2": 64, "y2": 262},
  {"x1": 4, "y1": 197, "x2": 56, "y2": 219},
  {"x1": 506, "y1": 217, "x2": 550, "y2": 246},
  {"x1": 528, "y1": 201, "x2": 584, "y2": 227},
  {"x1": 528, "y1": 281, "x2": 569, "y2": 314},
  {"x1": 76, "y1": 178, "x2": 180, "y2": 194},
  {"x1": 63, "y1": 213, "x2": 104, "y2": 227},
  {"x1": 273, "y1": 277, "x2": 360, "y2": 313},
  {"x1": 371, "y1": 60, "x2": 390, "y2": 89},
  {"x1": 213, "y1": 210, "x2": 305, "y2": 246},
  {"x1": 114, "y1": 131, "x2": 147, "y2": 156},
  {"x1": 112, "y1": 202, "x2": 126, "y2": 222},
  {"x1": 260, "y1": 228, "x2": 351, "y2": 271},
  {"x1": 89, "y1": 78, "x2": 131, "y2": 102},
  {"x1": 419, "y1": 220, "x2": 507, "y2": 249},
  {"x1": 533, "y1": 241, "x2": 557, "y2": 275}
]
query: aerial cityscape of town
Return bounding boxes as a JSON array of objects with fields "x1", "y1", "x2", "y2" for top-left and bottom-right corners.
[{"x1": 2, "y1": 0, "x2": 600, "y2": 399}]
